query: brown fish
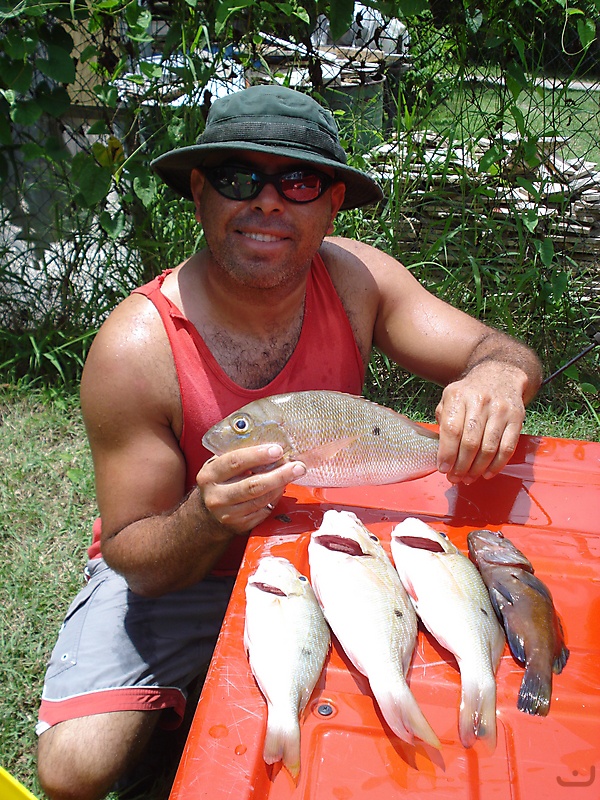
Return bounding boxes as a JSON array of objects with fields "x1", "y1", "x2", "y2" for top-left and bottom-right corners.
[
  {"x1": 202, "y1": 390, "x2": 439, "y2": 487},
  {"x1": 467, "y1": 529, "x2": 569, "y2": 717}
]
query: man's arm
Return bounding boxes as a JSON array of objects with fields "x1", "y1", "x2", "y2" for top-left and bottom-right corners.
[
  {"x1": 81, "y1": 294, "x2": 304, "y2": 597},
  {"x1": 327, "y1": 238, "x2": 542, "y2": 483}
]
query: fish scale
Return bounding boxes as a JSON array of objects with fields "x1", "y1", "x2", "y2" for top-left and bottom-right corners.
[{"x1": 202, "y1": 390, "x2": 439, "y2": 487}]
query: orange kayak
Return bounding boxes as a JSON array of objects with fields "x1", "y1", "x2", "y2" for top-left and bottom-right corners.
[{"x1": 170, "y1": 434, "x2": 600, "y2": 799}]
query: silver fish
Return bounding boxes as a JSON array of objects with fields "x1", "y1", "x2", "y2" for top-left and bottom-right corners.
[
  {"x1": 202, "y1": 390, "x2": 439, "y2": 487},
  {"x1": 467, "y1": 528, "x2": 569, "y2": 717},
  {"x1": 244, "y1": 556, "x2": 330, "y2": 778},
  {"x1": 308, "y1": 509, "x2": 441, "y2": 749},
  {"x1": 391, "y1": 517, "x2": 505, "y2": 749}
]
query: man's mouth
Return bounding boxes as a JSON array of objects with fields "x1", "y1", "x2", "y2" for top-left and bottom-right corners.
[{"x1": 242, "y1": 232, "x2": 285, "y2": 243}]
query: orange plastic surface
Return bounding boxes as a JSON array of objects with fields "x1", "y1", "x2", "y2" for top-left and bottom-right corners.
[{"x1": 169, "y1": 435, "x2": 600, "y2": 800}]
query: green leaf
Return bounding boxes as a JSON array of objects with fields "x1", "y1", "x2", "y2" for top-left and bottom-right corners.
[
  {"x1": 87, "y1": 120, "x2": 109, "y2": 135},
  {"x1": 516, "y1": 177, "x2": 540, "y2": 201},
  {"x1": 580, "y1": 383, "x2": 598, "y2": 395},
  {"x1": 93, "y1": 84, "x2": 119, "y2": 108},
  {"x1": 577, "y1": 17, "x2": 597, "y2": 50},
  {"x1": 505, "y1": 60, "x2": 528, "y2": 101},
  {"x1": 35, "y1": 85, "x2": 71, "y2": 117},
  {"x1": 37, "y1": 44, "x2": 76, "y2": 84},
  {"x1": 521, "y1": 208, "x2": 539, "y2": 233},
  {"x1": 510, "y1": 105, "x2": 525, "y2": 136},
  {"x1": 133, "y1": 174, "x2": 157, "y2": 207},
  {"x1": 535, "y1": 237, "x2": 554, "y2": 267},
  {"x1": 329, "y1": 0, "x2": 356, "y2": 41},
  {"x1": 0, "y1": 57, "x2": 34, "y2": 94},
  {"x1": 72, "y1": 153, "x2": 113, "y2": 207},
  {"x1": 478, "y1": 144, "x2": 504, "y2": 174},
  {"x1": 140, "y1": 61, "x2": 164, "y2": 79},
  {"x1": 11, "y1": 99, "x2": 42, "y2": 125},
  {"x1": 551, "y1": 270, "x2": 569, "y2": 301},
  {"x1": 99, "y1": 209, "x2": 125, "y2": 239}
]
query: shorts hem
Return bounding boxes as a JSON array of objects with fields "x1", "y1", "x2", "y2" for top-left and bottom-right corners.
[{"x1": 37, "y1": 686, "x2": 186, "y2": 734}]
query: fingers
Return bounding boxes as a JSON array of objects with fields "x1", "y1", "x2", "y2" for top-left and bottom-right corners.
[
  {"x1": 436, "y1": 384, "x2": 525, "y2": 484},
  {"x1": 197, "y1": 444, "x2": 306, "y2": 533}
]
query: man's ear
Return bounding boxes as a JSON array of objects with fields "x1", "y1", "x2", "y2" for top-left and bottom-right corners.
[
  {"x1": 190, "y1": 168, "x2": 205, "y2": 221},
  {"x1": 327, "y1": 181, "x2": 346, "y2": 234}
]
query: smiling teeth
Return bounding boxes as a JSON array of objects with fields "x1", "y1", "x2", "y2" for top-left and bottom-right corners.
[{"x1": 245, "y1": 232, "x2": 281, "y2": 242}]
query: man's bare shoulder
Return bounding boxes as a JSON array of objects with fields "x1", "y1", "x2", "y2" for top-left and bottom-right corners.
[{"x1": 81, "y1": 292, "x2": 181, "y2": 437}]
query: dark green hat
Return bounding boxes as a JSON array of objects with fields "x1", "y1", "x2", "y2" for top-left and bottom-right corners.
[{"x1": 150, "y1": 84, "x2": 383, "y2": 211}]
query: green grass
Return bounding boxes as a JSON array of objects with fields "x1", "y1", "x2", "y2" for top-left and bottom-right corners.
[{"x1": 0, "y1": 384, "x2": 597, "y2": 797}]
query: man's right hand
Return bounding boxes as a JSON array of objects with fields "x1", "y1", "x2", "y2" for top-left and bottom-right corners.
[{"x1": 196, "y1": 444, "x2": 307, "y2": 533}]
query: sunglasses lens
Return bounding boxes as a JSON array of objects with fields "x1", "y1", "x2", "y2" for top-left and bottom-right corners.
[
  {"x1": 209, "y1": 168, "x2": 259, "y2": 200},
  {"x1": 206, "y1": 167, "x2": 331, "y2": 203},
  {"x1": 280, "y1": 171, "x2": 323, "y2": 202}
]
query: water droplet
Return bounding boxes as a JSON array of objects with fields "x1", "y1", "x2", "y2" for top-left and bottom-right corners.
[
  {"x1": 209, "y1": 724, "x2": 229, "y2": 739},
  {"x1": 235, "y1": 744, "x2": 247, "y2": 756}
]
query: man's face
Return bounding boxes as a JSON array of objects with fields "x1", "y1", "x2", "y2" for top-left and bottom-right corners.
[{"x1": 190, "y1": 152, "x2": 346, "y2": 291}]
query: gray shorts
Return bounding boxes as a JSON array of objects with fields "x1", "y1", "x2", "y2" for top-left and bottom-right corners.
[{"x1": 37, "y1": 559, "x2": 235, "y2": 734}]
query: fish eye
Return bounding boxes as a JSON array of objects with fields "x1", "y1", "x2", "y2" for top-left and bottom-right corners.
[
  {"x1": 299, "y1": 575, "x2": 308, "y2": 582},
  {"x1": 369, "y1": 534, "x2": 379, "y2": 542},
  {"x1": 232, "y1": 415, "x2": 251, "y2": 434}
]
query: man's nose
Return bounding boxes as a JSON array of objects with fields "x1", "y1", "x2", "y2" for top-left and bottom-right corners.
[{"x1": 250, "y1": 181, "x2": 285, "y2": 212}]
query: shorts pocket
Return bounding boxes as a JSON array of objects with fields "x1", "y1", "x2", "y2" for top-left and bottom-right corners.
[{"x1": 44, "y1": 574, "x2": 105, "y2": 681}]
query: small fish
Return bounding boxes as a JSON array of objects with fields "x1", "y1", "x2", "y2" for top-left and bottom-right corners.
[
  {"x1": 308, "y1": 509, "x2": 441, "y2": 749},
  {"x1": 467, "y1": 528, "x2": 569, "y2": 717},
  {"x1": 244, "y1": 556, "x2": 330, "y2": 778},
  {"x1": 391, "y1": 517, "x2": 505, "y2": 749},
  {"x1": 202, "y1": 390, "x2": 439, "y2": 487}
]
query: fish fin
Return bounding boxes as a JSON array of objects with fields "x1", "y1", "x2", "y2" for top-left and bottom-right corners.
[
  {"x1": 403, "y1": 574, "x2": 419, "y2": 604},
  {"x1": 489, "y1": 587, "x2": 527, "y2": 665},
  {"x1": 458, "y1": 673, "x2": 497, "y2": 750},
  {"x1": 553, "y1": 643, "x2": 570, "y2": 675},
  {"x1": 371, "y1": 677, "x2": 441, "y2": 750},
  {"x1": 296, "y1": 436, "x2": 359, "y2": 468},
  {"x1": 263, "y1": 706, "x2": 301, "y2": 779},
  {"x1": 518, "y1": 661, "x2": 552, "y2": 717},
  {"x1": 515, "y1": 569, "x2": 554, "y2": 603}
]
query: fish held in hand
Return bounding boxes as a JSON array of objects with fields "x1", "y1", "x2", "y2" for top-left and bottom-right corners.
[
  {"x1": 467, "y1": 528, "x2": 569, "y2": 717},
  {"x1": 244, "y1": 556, "x2": 330, "y2": 778},
  {"x1": 391, "y1": 517, "x2": 505, "y2": 749},
  {"x1": 202, "y1": 390, "x2": 439, "y2": 487},
  {"x1": 308, "y1": 509, "x2": 441, "y2": 749}
]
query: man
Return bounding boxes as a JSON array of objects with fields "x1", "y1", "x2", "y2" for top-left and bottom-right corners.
[{"x1": 37, "y1": 84, "x2": 542, "y2": 799}]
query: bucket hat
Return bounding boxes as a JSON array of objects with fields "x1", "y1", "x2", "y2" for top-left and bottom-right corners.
[{"x1": 150, "y1": 84, "x2": 383, "y2": 211}]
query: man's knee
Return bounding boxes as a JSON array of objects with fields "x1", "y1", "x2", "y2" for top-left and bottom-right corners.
[{"x1": 37, "y1": 712, "x2": 160, "y2": 800}]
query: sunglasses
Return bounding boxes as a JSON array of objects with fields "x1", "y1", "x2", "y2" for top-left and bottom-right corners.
[{"x1": 203, "y1": 164, "x2": 334, "y2": 204}]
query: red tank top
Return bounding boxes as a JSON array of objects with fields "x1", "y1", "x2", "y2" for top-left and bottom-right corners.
[{"x1": 88, "y1": 252, "x2": 364, "y2": 572}]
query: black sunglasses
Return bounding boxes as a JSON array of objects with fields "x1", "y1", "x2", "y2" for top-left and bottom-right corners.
[{"x1": 203, "y1": 164, "x2": 334, "y2": 204}]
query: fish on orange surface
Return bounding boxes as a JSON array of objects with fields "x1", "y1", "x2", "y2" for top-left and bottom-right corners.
[
  {"x1": 308, "y1": 509, "x2": 441, "y2": 749},
  {"x1": 202, "y1": 390, "x2": 439, "y2": 487},
  {"x1": 467, "y1": 528, "x2": 569, "y2": 717},
  {"x1": 391, "y1": 517, "x2": 505, "y2": 749},
  {"x1": 244, "y1": 556, "x2": 330, "y2": 778}
]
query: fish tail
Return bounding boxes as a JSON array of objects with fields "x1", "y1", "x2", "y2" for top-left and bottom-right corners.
[
  {"x1": 372, "y1": 677, "x2": 441, "y2": 750},
  {"x1": 263, "y1": 707, "x2": 301, "y2": 778},
  {"x1": 459, "y1": 672, "x2": 497, "y2": 749},
  {"x1": 553, "y1": 643, "x2": 569, "y2": 675},
  {"x1": 518, "y1": 657, "x2": 553, "y2": 717}
]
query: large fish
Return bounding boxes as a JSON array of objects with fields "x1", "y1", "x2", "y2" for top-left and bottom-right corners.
[
  {"x1": 244, "y1": 556, "x2": 330, "y2": 778},
  {"x1": 467, "y1": 528, "x2": 569, "y2": 717},
  {"x1": 308, "y1": 509, "x2": 441, "y2": 749},
  {"x1": 391, "y1": 517, "x2": 505, "y2": 749},
  {"x1": 202, "y1": 390, "x2": 439, "y2": 487}
]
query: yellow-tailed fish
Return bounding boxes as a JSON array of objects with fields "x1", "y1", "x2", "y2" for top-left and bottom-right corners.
[
  {"x1": 391, "y1": 517, "x2": 505, "y2": 749},
  {"x1": 308, "y1": 509, "x2": 441, "y2": 749},
  {"x1": 244, "y1": 556, "x2": 330, "y2": 778},
  {"x1": 467, "y1": 528, "x2": 569, "y2": 717},
  {"x1": 202, "y1": 390, "x2": 438, "y2": 487}
]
